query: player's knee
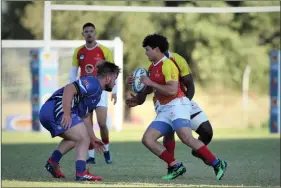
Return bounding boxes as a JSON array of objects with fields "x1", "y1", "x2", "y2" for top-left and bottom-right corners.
[
  {"x1": 141, "y1": 135, "x2": 153, "y2": 147},
  {"x1": 197, "y1": 121, "x2": 213, "y2": 145},
  {"x1": 78, "y1": 133, "x2": 90, "y2": 145}
]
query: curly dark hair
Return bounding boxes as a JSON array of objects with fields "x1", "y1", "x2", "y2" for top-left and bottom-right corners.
[{"x1": 142, "y1": 34, "x2": 169, "y2": 53}]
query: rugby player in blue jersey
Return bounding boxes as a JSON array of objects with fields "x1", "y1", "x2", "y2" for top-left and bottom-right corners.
[{"x1": 39, "y1": 61, "x2": 120, "y2": 181}]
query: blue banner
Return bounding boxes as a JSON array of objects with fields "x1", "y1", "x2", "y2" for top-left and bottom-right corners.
[
  {"x1": 30, "y1": 49, "x2": 58, "y2": 132},
  {"x1": 269, "y1": 50, "x2": 280, "y2": 133}
]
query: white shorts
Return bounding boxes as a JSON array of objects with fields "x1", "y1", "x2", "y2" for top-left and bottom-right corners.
[
  {"x1": 154, "y1": 97, "x2": 191, "y2": 127},
  {"x1": 154, "y1": 99, "x2": 209, "y2": 131},
  {"x1": 190, "y1": 100, "x2": 209, "y2": 131},
  {"x1": 96, "y1": 91, "x2": 108, "y2": 108}
]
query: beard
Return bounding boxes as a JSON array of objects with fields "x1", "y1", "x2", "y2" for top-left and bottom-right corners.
[{"x1": 104, "y1": 84, "x2": 113, "y2": 92}]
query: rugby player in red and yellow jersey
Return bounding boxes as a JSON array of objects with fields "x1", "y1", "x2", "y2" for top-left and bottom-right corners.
[
  {"x1": 69, "y1": 22, "x2": 115, "y2": 164},
  {"x1": 127, "y1": 51, "x2": 215, "y2": 167},
  {"x1": 127, "y1": 34, "x2": 227, "y2": 180}
]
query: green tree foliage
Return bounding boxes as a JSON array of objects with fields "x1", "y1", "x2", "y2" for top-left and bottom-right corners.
[
  {"x1": 4, "y1": 1, "x2": 280, "y2": 93},
  {"x1": 2, "y1": 1, "x2": 34, "y2": 39}
]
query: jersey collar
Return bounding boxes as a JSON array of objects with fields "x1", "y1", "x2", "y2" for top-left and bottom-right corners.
[
  {"x1": 85, "y1": 43, "x2": 98, "y2": 50},
  {"x1": 153, "y1": 56, "x2": 167, "y2": 66}
]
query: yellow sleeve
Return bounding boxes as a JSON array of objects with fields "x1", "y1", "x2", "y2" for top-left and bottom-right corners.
[
  {"x1": 100, "y1": 45, "x2": 114, "y2": 63},
  {"x1": 172, "y1": 53, "x2": 191, "y2": 77},
  {"x1": 72, "y1": 47, "x2": 81, "y2": 67},
  {"x1": 162, "y1": 59, "x2": 179, "y2": 82}
]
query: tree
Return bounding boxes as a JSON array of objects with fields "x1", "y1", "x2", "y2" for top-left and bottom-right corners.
[{"x1": 2, "y1": 1, "x2": 34, "y2": 39}]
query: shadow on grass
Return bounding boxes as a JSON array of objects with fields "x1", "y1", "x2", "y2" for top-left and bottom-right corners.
[{"x1": 2, "y1": 138, "x2": 280, "y2": 187}]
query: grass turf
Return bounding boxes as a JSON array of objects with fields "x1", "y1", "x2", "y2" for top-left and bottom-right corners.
[{"x1": 2, "y1": 127, "x2": 280, "y2": 187}]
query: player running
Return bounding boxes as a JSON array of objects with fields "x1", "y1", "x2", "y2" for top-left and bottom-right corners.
[
  {"x1": 126, "y1": 34, "x2": 227, "y2": 180},
  {"x1": 127, "y1": 51, "x2": 214, "y2": 168},
  {"x1": 69, "y1": 22, "x2": 116, "y2": 164},
  {"x1": 40, "y1": 62, "x2": 120, "y2": 181}
]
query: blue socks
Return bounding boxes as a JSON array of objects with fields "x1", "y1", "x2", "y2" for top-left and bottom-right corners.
[
  {"x1": 50, "y1": 150, "x2": 62, "y2": 164},
  {"x1": 76, "y1": 160, "x2": 86, "y2": 174},
  {"x1": 211, "y1": 159, "x2": 220, "y2": 167}
]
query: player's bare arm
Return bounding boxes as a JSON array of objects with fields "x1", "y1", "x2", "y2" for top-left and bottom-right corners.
[
  {"x1": 61, "y1": 83, "x2": 78, "y2": 128},
  {"x1": 181, "y1": 74, "x2": 195, "y2": 100},
  {"x1": 141, "y1": 76, "x2": 178, "y2": 96},
  {"x1": 137, "y1": 86, "x2": 153, "y2": 104},
  {"x1": 82, "y1": 113, "x2": 105, "y2": 153},
  {"x1": 82, "y1": 113, "x2": 97, "y2": 140}
]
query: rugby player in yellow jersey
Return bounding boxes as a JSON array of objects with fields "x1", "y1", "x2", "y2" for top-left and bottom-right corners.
[
  {"x1": 127, "y1": 34, "x2": 227, "y2": 180},
  {"x1": 127, "y1": 50, "x2": 214, "y2": 168}
]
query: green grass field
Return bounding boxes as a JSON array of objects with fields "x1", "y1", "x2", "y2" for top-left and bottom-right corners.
[{"x1": 2, "y1": 127, "x2": 280, "y2": 187}]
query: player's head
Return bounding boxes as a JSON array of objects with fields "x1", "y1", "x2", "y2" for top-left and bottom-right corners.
[
  {"x1": 97, "y1": 61, "x2": 121, "y2": 92},
  {"x1": 142, "y1": 34, "x2": 169, "y2": 62},
  {"x1": 82, "y1": 22, "x2": 96, "y2": 43}
]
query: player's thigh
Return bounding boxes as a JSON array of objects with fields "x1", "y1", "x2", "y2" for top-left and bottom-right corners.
[
  {"x1": 95, "y1": 106, "x2": 107, "y2": 126},
  {"x1": 40, "y1": 100, "x2": 75, "y2": 138},
  {"x1": 61, "y1": 122, "x2": 89, "y2": 143},
  {"x1": 142, "y1": 110, "x2": 172, "y2": 142},
  {"x1": 191, "y1": 111, "x2": 209, "y2": 131},
  {"x1": 169, "y1": 103, "x2": 195, "y2": 141},
  {"x1": 148, "y1": 121, "x2": 173, "y2": 138},
  {"x1": 142, "y1": 121, "x2": 172, "y2": 144}
]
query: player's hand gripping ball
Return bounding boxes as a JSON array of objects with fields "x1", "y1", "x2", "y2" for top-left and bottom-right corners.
[{"x1": 132, "y1": 68, "x2": 148, "y2": 93}]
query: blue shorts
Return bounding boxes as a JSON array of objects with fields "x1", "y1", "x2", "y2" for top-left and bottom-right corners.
[
  {"x1": 39, "y1": 100, "x2": 83, "y2": 137},
  {"x1": 148, "y1": 118, "x2": 191, "y2": 136}
]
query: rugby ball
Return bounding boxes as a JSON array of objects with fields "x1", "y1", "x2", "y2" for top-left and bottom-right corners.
[{"x1": 132, "y1": 68, "x2": 148, "y2": 93}]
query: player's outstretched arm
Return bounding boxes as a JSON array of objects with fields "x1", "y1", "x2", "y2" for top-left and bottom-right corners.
[{"x1": 181, "y1": 74, "x2": 195, "y2": 100}]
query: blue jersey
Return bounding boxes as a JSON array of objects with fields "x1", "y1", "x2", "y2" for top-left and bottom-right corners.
[{"x1": 48, "y1": 75, "x2": 102, "y2": 119}]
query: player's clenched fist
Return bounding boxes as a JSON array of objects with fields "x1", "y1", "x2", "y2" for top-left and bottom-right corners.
[{"x1": 61, "y1": 113, "x2": 72, "y2": 129}]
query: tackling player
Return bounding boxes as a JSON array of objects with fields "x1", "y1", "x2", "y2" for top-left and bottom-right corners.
[
  {"x1": 41, "y1": 62, "x2": 120, "y2": 181},
  {"x1": 127, "y1": 34, "x2": 227, "y2": 180},
  {"x1": 69, "y1": 22, "x2": 116, "y2": 164}
]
